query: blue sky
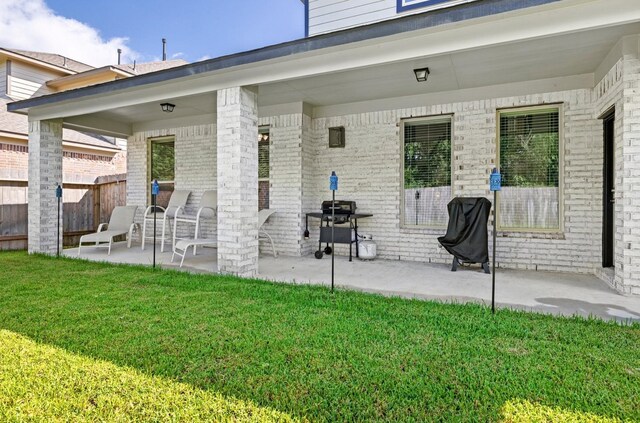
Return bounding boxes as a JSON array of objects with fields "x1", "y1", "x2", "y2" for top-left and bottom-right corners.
[
  {"x1": 46, "y1": 0, "x2": 305, "y2": 62},
  {"x1": 0, "y1": 0, "x2": 305, "y2": 66}
]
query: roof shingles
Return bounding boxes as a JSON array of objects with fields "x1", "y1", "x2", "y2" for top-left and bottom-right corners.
[{"x1": 2, "y1": 48, "x2": 94, "y2": 73}]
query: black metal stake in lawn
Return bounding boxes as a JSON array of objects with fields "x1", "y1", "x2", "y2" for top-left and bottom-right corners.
[
  {"x1": 152, "y1": 180, "x2": 160, "y2": 269},
  {"x1": 329, "y1": 171, "x2": 338, "y2": 293},
  {"x1": 56, "y1": 184, "x2": 62, "y2": 257},
  {"x1": 489, "y1": 168, "x2": 501, "y2": 314}
]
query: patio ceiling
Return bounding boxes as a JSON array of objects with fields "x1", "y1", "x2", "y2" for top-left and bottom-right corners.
[
  {"x1": 72, "y1": 21, "x2": 639, "y2": 134},
  {"x1": 258, "y1": 22, "x2": 640, "y2": 106},
  {"x1": 10, "y1": 0, "x2": 640, "y2": 136}
]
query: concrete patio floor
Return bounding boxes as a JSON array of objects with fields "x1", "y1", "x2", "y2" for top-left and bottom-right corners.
[{"x1": 65, "y1": 242, "x2": 640, "y2": 324}]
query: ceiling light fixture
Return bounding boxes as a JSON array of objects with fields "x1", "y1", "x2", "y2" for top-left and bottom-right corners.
[
  {"x1": 160, "y1": 102, "x2": 175, "y2": 113},
  {"x1": 413, "y1": 67, "x2": 430, "y2": 83}
]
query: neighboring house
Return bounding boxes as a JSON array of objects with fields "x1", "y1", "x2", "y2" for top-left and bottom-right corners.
[
  {"x1": 1, "y1": 47, "x2": 188, "y2": 184},
  {"x1": 9, "y1": 0, "x2": 640, "y2": 295},
  {"x1": 0, "y1": 48, "x2": 127, "y2": 184},
  {"x1": 0, "y1": 47, "x2": 186, "y2": 246}
]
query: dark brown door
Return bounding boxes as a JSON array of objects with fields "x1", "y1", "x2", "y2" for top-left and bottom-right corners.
[{"x1": 602, "y1": 111, "x2": 615, "y2": 268}]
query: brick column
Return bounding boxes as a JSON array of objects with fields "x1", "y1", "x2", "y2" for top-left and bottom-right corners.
[
  {"x1": 28, "y1": 118, "x2": 63, "y2": 254},
  {"x1": 216, "y1": 87, "x2": 259, "y2": 277},
  {"x1": 620, "y1": 56, "x2": 640, "y2": 295}
]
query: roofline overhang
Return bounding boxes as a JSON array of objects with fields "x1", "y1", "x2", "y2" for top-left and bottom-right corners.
[
  {"x1": 46, "y1": 66, "x2": 135, "y2": 89},
  {"x1": 0, "y1": 130, "x2": 121, "y2": 152},
  {"x1": 7, "y1": 0, "x2": 563, "y2": 114},
  {"x1": 0, "y1": 48, "x2": 81, "y2": 76}
]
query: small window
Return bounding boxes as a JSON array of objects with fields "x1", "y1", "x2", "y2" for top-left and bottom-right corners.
[
  {"x1": 258, "y1": 129, "x2": 270, "y2": 211},
  {"x1": 402, "y1": 116, "x2": 452, "y2": 227},
  {"x1": 498, "y1": 106, "x2": 561, "y2": 231},
  {"x1": 149, "y1": 137, "x2": 175, "y2": 208}
]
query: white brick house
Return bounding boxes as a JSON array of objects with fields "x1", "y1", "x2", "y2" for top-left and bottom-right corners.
[{"x1": 8, "y1": 0, "x2": 640, "y2": 294}]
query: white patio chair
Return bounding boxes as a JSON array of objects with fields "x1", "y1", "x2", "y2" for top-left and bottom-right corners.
[
  {"x1": 141, "y1": 189, "x2": 190, "y2": 252},
  {"x1": 172, "y1": 190, "x2": 217, "y2": 255},
  {"x1": 259, "y1": 209, "x2": 277, "y2": 257},
  {"x1": 78, "y1": 206, "x2": 138, "y2": 256}
]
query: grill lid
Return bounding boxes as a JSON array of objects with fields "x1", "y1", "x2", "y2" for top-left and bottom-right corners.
[{"x1": 321, "y1": 200, "x2": 356, "y2": 214}]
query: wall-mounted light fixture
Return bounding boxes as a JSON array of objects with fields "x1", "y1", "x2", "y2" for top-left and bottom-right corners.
[
  {"x1": 160, "y1": 102, "x2": 175, "y2": 113},
  {"x1": 413, "y1": 67, "x2": 430, "y2": 82}
]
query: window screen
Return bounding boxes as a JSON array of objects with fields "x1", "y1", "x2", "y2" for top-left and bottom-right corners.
[
  {"x1": 403, "y1": 117, "x2": 452, "y2": 227},
  {"x1": 258, "y1": 130, "x2": 270, "y2": 211},
  {"x1": 498, "y1": 107, "x2": 560, "y2": 230}
]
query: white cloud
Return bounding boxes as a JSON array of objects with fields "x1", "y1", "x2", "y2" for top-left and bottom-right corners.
[
  {"x1": 171, "y1": 52, "x2": 184, "y2": 60},
  {"x1": 0, "y1": 0, "x2": 139, "y2": 67}
]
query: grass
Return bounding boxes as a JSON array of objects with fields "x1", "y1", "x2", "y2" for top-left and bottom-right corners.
[
  {"x1": 0, "y1": 251, "x2": 638, "y2": 422},
  {"x1": 0, "y1": 330, "x2": 296, "y2": 422}
]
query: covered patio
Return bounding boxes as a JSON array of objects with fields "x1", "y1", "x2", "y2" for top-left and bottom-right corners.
[
  {"x1": 9, "y1": 0, "x2": 640, "y2": 296},
  {"x1": 65, "y1": 242, "x2": 640, "y2": 323}
]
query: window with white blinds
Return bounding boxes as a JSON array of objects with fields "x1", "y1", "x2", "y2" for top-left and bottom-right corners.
[
  {"x1": 498, "y1": 106, "x2": 561, "y2": 231},
  {"x1": 403, "y1": 116, "x2": 452, "y2": 227}
]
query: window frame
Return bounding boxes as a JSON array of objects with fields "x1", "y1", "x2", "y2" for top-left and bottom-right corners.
[
  {"x1": 400, "y1": 114, "x2": 454, "y2": 229},
  {"x1": 496, "y1": 103, "x2": 564, "y2": 233},
  {"x1": 258, "y1": 126, "x2": 271, "y2": 211},
  {"x1": 147, "y1": 135, "x2": 176, "y2": 204}
]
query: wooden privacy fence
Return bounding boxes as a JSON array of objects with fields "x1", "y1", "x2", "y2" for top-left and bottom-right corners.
[{"x1": 0, "y1": 174, "x2": 126, "y2": 250}]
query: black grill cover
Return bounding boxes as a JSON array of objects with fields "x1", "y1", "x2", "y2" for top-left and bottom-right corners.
[{"x1": 437, "y1": 197, "x2": 492, "y2": 264}]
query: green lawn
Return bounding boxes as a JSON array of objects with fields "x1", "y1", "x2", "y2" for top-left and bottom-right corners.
[{"x1": 0, "y1": 251, "x2": 638, "y2": 422}]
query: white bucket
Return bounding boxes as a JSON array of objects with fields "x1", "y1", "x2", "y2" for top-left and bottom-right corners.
[{"x1": 358, "y1": 235, "x2": 377, "y2": 260}]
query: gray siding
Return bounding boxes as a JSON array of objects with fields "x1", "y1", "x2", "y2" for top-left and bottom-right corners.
[
  {"x1": 307, "y1": 0, "x2": 478, "y2": 35},
  {"x1": 0, "y1": 61, "x2": 6, "y2": 96},
  {"x1": 308, "y1": 0, "x2": 395, "y2": 36}
]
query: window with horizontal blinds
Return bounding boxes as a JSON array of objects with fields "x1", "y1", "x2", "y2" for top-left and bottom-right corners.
[
  {"x1": 403, "y1": 117, "x2": 452, "y2": 227},
  {"x1": 498, "y1": 107, "x2": 560, "y2": 230}
]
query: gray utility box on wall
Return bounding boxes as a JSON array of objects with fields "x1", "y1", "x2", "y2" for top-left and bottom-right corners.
[{"x1": 329, "y1": 126, "x2": 345, "y2": 148}]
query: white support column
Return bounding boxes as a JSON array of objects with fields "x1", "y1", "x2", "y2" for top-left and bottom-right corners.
[
  {"x1": 216, "y1": 87, "x2": 259, "y2": 277},
  {"x1": 619, "y1": 56, "x2": 640, "y2": 295},
  {"x1": 28, "y1": 118, "x2": 63, "y2": 255}
]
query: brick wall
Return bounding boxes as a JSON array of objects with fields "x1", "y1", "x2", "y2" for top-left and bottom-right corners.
[
  {"x1": 122, "y1": 58, "x2": 638, "y2": 292},
  {"x1": 307, "y1": 89, "x2": 603, "y2": 274},
  {"x1": 127, "y1": 124, "x2": 217, "y2": 241},
  {"x1": 259, "y1": 113, "x2": 306, "y2": 257},
  {"x1": 619, "y1": 56, "x2": 640, "y2": 295},
  {"x1": 27, "y1": 119, "x2": 63, "y2": 254},
  {"x1": 0, "y1": 140, "x2": 126, "y2": 183},
  {"x1": 593, "y1": 57, "x2": 624, "y2": 291},
  {"x1": 217, "y1": 87, "x2": 259, "y2": 276},
  {"x1": 589, "y1": 54, "x2": 640, "y2": 295}
]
